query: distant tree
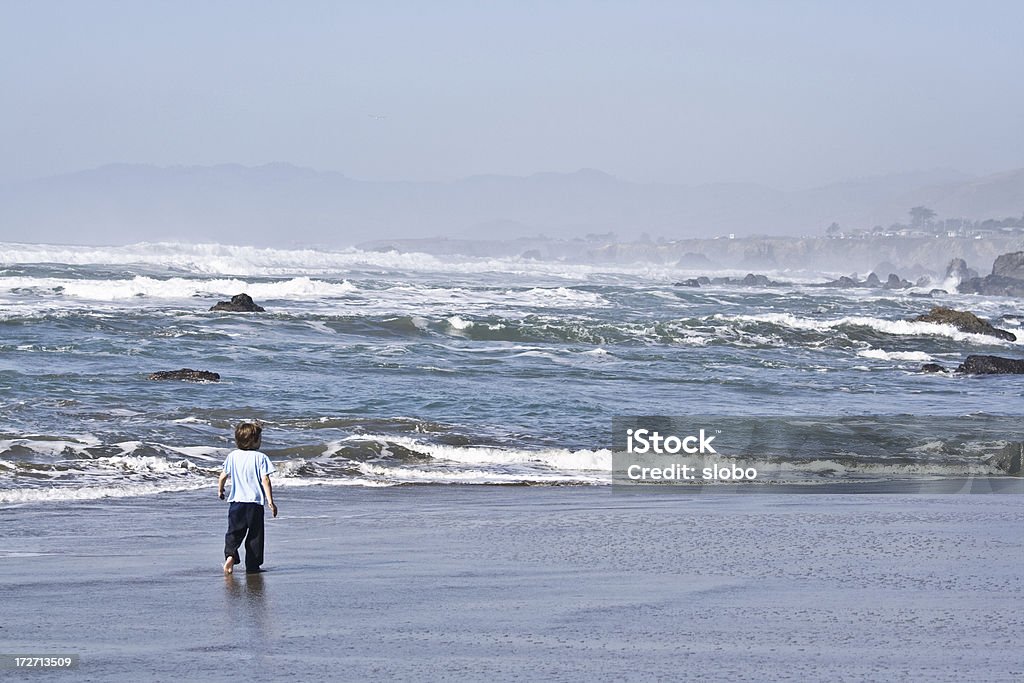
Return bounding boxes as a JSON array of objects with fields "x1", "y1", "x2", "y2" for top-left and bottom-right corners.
[
  {"x1": 909, "y1": 206, "x2": 937, "y2": 228},
  {"x1": 826, "y1": 221, "x2": 841, "y2": 237}
]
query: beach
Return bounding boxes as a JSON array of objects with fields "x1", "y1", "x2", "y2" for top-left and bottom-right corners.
[
  {"x1": 2, "y1": 485, "x2": 1021, "y2": 681},
  {"x1": 2, "y1": 242, "x2": 1023, "y2": 681}
]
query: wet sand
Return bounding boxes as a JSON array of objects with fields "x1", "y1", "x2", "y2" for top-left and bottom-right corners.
[{"x1": 1, "y1": 485, "x2": 1022, "y2": 681}]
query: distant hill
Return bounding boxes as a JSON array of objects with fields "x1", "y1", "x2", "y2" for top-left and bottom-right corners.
[{"x1": 0, "y1": 163, "x2": 1020, "y2": 247}]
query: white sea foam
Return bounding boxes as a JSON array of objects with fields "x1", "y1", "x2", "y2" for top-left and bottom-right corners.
[
  {"x1": 353, "y1": 462, "x2": 606, "y2": 485},
  {"x1": 0, "y1": 275, "x2": 357, "y2": 301},
  {"x1": 725, "y1": 312, "x2": 1021, "y2": 345},
  {"x1": 166, "y1": 445, "x2": 228, "y2": 461},
  {"x1": 100, "y1": 455, "x2": 203, "y2": 474},
  {"x1": 0, "y1": 240, "x2": 834, "y2": 283},
  {"x1": 518, "y1": 287, "x2": 607, "y2": 306},
  {"x1": 856, "y1": 349, "x2": 933, "y2": 362},
  {"x1": 446, "y1": 315, "x2": 474, "y2": 330},
  {"x1": 0, "y1": 480, "x2": 210, "y2": 504},
  {"x1": 340, "y1": 435, "x2": 613, "y2": 472},
  {"x1": 374, "y1": 283, "x2": 610, "y2": 312},
  {"x1": 0, "y1": 437, "x2": 98, "y2": 457}
]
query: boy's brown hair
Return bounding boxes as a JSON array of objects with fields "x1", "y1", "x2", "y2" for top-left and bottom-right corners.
[{"x1": 235, "y1": 422, "x2": 263, "y2": 450}]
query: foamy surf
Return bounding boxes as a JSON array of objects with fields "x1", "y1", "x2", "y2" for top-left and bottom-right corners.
[
  {"x1": 856, "y1": 349, "x2": 934, "y2": 362},
  {"x1": 724, "y1": 312, "x2": 1022, "y2": 346},
  {"x1": 0, "y1": 275, "x2": 358, "y2": 300}
]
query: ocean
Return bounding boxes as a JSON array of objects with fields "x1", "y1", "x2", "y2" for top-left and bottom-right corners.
[{"x1": 1, "y1": 241, "x2": 1022, "y2": 504}]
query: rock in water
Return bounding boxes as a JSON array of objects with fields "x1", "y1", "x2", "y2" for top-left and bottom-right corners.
[
  {"x1": 957, "y1": 251, "x2": 1024, "y2": 296},
  {"x1": 819, "y1": 275, "x2": 860, "y2": 288},
  {"x1": 955, "y1": 355, "x2": 1024, "y2": 375},
  {"x1": 884, "y1": 273, "x2": 911, "y2": 289},
  {"x1": 209, "y1": 293, "x2": 265, "y2": 312},
  {"x1": 742, "y1": 273, "x2": 773, "y2": 287},
  {"x1": 920, "y1": 363, "x2": 947, "y2": 373},
  {"x1": 148, "y1": 369, "x2": 221, "y2": 382},
  {"x1": 912, "y1": 307, "x2": 1016, "y2": 342},
  {"x1": 992, "y1": 251, "x2": 1024, "y2": 280},
  {"x1": 943, "y1": 258, "x2": 977, "y2": 282}
]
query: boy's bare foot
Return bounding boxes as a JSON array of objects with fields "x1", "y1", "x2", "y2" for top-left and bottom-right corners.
[{"x1": 223, "y1": 556, "x2": 235, "y2": 574}]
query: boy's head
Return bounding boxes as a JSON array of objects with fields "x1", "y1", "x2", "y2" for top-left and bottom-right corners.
[{"x1": 235, "y1": 421, "x2": 263, "y2": 450}]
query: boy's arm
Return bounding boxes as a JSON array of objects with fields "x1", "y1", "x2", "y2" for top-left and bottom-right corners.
[
  {"x1": 262, "y1": 474, "x2": 278, "y2": 517},
  {"x1": 218, "y1": 471, "x2": 228, "y2": 499}
]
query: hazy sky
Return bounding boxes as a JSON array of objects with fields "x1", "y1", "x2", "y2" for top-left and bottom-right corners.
[{"x1": 2, "y1": 0, "x2": 1022, "y2": 189}]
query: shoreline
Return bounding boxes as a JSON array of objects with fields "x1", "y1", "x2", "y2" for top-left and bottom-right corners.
[{"x1": 3, "y1": 473, "x2": 1022, "y2": 508}]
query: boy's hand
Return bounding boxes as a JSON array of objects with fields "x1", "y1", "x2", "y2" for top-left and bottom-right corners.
[
  {"x1": 218, "y1": 491, "x2": 225, "y2": 500},
  {"x1": 269, "y1": 502, "x2": 278, "y2": 518}
]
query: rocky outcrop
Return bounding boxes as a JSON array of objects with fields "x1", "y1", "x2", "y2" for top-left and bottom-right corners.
[
  {"x1": 958, "y1": 276, "x2": 1024, "y2": 297},
  {"x1": 920, "y1": 355, "x2": 1024, "y2": 375},
  {"x1": 710, "y1": 273, "x2": 782, "y2": 286},
  {"x1": 209, "y1": 293, "x2": 265, "y2": 312},
  {"x1": 912, "y1": 307, "x2": 1016, "y2": 341},
  {"x1": 944, "y1": 258, "x2": 978, "y2": 282},
  {"x1": 819, "y1": 275, "x2": 859, "y2": 288},
  {"x1": 955, "y1": 355, "x2": 1024, "y2": 375},
  {"x1": 992, "y1": 251, "x2": 1024, "y2": 280},
  {"x1": 742, "y1": 273, "x2": 774, "y2": 287},
  {"x1": 673, "y1": 278, "x2": 702, "y2": 287},
  {"x1": 148, "y1": 369, "x2": 221, "y2": 382},
  {"x1": 958, "y1": 251, "x2": 1024, "y2": 296},
  {"x1": 921, "y1": 363, "x2": 948, "y2": 373},
  {"x1": 818, "y1": 272, "x2": 911, "y2": 289},
  {"x1": 883, "y1": 273, "x2": 911, "y2": 289},
  {"x1": 693, "y1": 274, "x2": 783, "y2": 286}
]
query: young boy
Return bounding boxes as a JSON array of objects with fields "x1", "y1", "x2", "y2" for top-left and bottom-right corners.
[{"x1": 218, "y1": 421, "x2": 278, "y2": 574}]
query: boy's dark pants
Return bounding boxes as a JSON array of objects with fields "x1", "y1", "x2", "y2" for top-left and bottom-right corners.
[{"x1": 224, "y1": 502, "x2": 266, "y2": 571}]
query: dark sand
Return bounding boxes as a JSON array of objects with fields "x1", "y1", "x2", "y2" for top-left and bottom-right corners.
[{"x1": 1, "y1": 485, "x2": 1022, "y2": 681}]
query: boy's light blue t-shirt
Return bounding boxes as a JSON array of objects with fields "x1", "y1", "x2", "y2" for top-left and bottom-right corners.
[{"x1": 223, "y1": 449, "x2": 275, "y2": 505}]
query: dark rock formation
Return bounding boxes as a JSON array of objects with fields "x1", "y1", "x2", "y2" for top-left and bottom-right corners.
[
  {"x1": 819, "y1": 275, "x2": 859, "y2": 288},
  {"x1": 818, "y1": 272, "x2": 910, "y2": 289},
  {"x1": 912, "y1": 307, "x2": 1016, "y2": 341},
  {"x1": 992, "y1": 251, "x2": 1024, "y2": 280},
  {"x1": 921, "y1": 363, "x2": 947, "y2": 373},
  {"x1": 958, "y1": 275, "x2": 1024, "y2": 297},
  {"x1": 706, "y1": 274, "x2": 782, "y2": 286},
  {"x1": 883, "y1": 273, "x2": 911, "y2": 289},
  {"x1": 209, "y1": 293, "x2": 265, "y2": 312},
  {"x1": 742, "y1": 273, "x2": 773, "y2": 287},
  {"x1": 958, "y1": 251, "x2": 1024, "y2": 296},
  {"x1": 944, "y1": 258, "x2": 978, "y2": 282},
  {"x1": 955, "y1": 355, "x2": 1024, "y2": 375},
  {"x1": 148, "y1": 369, "x2": 221, "y2": 382},
  {"x1": 872, "y1": 261, "x2": 899, "y2": 278},
  {"x1": 673, "y1": 279, "x2": 702, "y2": 287}
]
